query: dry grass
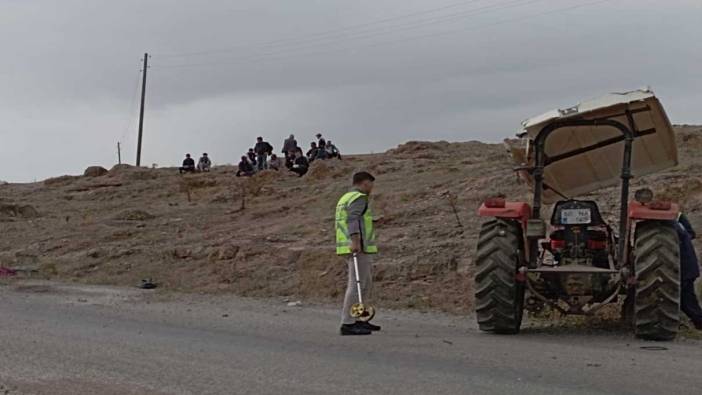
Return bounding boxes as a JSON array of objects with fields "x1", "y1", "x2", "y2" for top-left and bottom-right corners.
[{"x1": 0, "y1": 127, "x2": 701, "y2": 318}]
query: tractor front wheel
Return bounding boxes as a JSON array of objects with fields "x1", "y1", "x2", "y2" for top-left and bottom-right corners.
[
  {"x1": 474, "y1": 218, "x2": 525, "y2": 334},
  {"x1": 633, "y1": 220, "x2": 681, "y2": 341}
]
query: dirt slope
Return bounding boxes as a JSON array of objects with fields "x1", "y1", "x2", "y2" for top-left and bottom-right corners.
[{"x1": 1, "y1": 126, "x2": 701, "y2": 313}]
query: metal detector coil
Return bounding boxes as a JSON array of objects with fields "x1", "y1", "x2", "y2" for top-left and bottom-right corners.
[{"x1": 350, "y1": 253, "x2": 376, "y2": 322}]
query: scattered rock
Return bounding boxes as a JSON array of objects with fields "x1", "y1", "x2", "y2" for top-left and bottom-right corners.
[
  {"x1": 84, "y1": 166, "x2": 108, "y2": 177},
  {"x1": 110, "y1": 163, "x2": 135, "y2": 173},
  {"x1": 139, "y1": 279, "x2": 157, "y2": 289},
  {"x1": 86, "y1": 249, "x2": 102, "y2": 258},
  {"x1": 113, "y1": 209, "x2": 156, "y2": 221},
  {"x1": 173, "y1": 248, "x2": 192, "y2": 259},
  {"x1": 0, "y1": 204, "x2": 39, "y2": 219},
  {"x1": 208, "y1": 245, "x2": 240, "y2": 261},
  {"x1": 287, "y1": 301, "x2": 302, "y2": 307}
]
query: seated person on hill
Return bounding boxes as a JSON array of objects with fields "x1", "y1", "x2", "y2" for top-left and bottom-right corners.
[
  {"x1": 327, "y1": 140, "x2": 341, "y2": 159},
  {"x1": 247, "y1": 148, "x2": 257, "y2": 169},
  {"x1": 197, "y1": 153, "x2": 212, "y2": 172},
  {"x1": 236, "y1": 156, "x2": 255, "y2": 177},
  {"x1": 307, "y1": 142, "x2": 319, "y2": 162},
  {"x1": 291, "y1": 149, "x2": 309, "y2": 177},
  {"x1": 269, "y1": 154, "x2": 283, "y2": 171},
  {"x1": 316, "y1": 133, "x2": 326, "y2": 150},
  {"x1": 316, "y1": 143, "x2": 329, "y2": 160},
  {"x1": 179, "y1": 154, "x2": 196, "y2": 174}
]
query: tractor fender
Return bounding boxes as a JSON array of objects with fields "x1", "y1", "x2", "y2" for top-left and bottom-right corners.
[
  {"x1": 628, "y1": 201, "x2": 679, "y2": 221},
  {"x1": 478, "y1": 202, "x2": 531, "y2": 224}
]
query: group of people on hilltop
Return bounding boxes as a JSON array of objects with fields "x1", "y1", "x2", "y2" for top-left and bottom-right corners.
[
  {"x1": 179, "y1": 153, "x2": 211, "y2": 174},
  {"x1": 237, "y1": 133, "x2": 341, "y2": 178},
  {"x1": 176, "y1": 133, "x2": 341, "y2": 178}
]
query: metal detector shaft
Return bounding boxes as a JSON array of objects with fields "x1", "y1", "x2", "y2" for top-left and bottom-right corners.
[{"x1": 353, "y1": 253, "x2": 363, "y2": 305}]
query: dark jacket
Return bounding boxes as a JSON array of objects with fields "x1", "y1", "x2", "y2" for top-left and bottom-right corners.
[
  {"x1": 306, "y1": 148, "x2": 318, "y2": 162},
  {"x1": 238, "y1": 160, "x2": 254, "y2": 173},
  {"x1": 182, "y1": 157, "x2": 195, "y2": 168},
  {"x1": 283, "y1": 138, "x2": 298, "y2": 153},
  {"x1": 293, "y1": 156, "x2": 309, "y2": 169},
  {"x1": 255, "y1": 141, "x2": 273, "y2": 155},
  {"x1": 677, "y1": 214, "x2": 700, "y2": 280}
]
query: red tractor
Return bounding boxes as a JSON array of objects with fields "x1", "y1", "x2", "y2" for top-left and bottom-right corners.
[{"x1": 475, "y1": 89, "x2": 682, "y2": 340}]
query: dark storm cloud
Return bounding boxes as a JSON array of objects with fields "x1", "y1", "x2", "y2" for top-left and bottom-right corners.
[{"x1": 0, "y1": 0, "x2": 700, "y2": 182}]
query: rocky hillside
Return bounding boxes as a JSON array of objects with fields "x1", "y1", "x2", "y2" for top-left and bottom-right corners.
[{"x1": 1, "y1": 125, "x2": 701, "y2": 314}]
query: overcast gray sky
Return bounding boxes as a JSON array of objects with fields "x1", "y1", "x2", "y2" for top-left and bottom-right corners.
[{"x1": 1, "y1": 0, "x2": 700, "y2": 182}]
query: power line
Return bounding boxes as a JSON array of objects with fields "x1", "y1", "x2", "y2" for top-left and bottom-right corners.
[
  {"x1": 157, "y1": 0, "x2": 543, "y2": 68},
  {"x1": 153, "y1": 0, "x2": 608, "y2": 71},
  {"x1": 154, "y1": 0, "x2": 493, "y2": 58}
]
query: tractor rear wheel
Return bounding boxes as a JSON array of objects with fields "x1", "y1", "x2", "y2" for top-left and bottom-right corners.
[
  {"x1": 475, "y1": 218, "x2": 525, "y2": 334},
  {"x1": 633, "y1": 220, "x2": 681, "y2": 341}
]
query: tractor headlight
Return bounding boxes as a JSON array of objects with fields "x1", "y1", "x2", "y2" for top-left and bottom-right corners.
[{"x1": 634, "y1": 188, "x2": 654, "y2": 204}]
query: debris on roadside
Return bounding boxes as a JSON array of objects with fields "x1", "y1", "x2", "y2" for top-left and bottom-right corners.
[{"x1": 139, "y1": 279, "x2": 157, "y2": 289}]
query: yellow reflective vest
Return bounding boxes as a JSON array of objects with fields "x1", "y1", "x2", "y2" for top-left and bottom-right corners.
[{"x1": 335, "y1": 191, "x2": 378, "y2": 255}]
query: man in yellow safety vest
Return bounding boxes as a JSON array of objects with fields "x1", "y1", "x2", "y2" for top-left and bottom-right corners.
[{"x1": 336, "y1": 171, "x2": 380, "y2": 336}]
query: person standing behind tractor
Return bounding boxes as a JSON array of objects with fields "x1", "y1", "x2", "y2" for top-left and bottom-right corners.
[
  {"x1": 677, "y1": 213, "x2": 702, "y2": 330},
  {"x1": 336, "y1": 171, "x2": 380, "y2": 336},
  {"x1": 254, "y1": 137, "x2": 273, "y2": 171}
]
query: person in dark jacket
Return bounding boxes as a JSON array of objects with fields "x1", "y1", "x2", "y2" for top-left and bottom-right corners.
[
  {"x1": 307, "y1": 142, "x2": 319, "y2": 162},
  {"x1": 316, "y1": 133, "x2": 326, "y2": 150},
  {"x1": 290, "y1": 149, "x2": 309, "y2": 177},
  {"x1": 327, "y1": 140, "x2": 341, "y2": 159},
  {"x1": 282, "y1": 134, "x2": 298, "y2": 162},
  {"x1": 677, "y1": 213, "x2": 702, "y2": 329},
  {"x1": 254, "y1": 137, "x2": 273, "y2": 171},
  {"x1": 236, "y1": 156, "x2": 255, "y2": 177},
  {"x1": 247, "y1": 148, "x2": 257, "y2": 168},
  {"x1": 179, "y1": 154, "x2": 196, "y2": 174}
]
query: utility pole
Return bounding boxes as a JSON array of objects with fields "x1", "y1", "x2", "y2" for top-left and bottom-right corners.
[
  {"x1": 117, "y1": 142, "x2": 122, "y2": 165},
  {"x1": 136, "y1": 52, "x2": 149, "y2": 167}
]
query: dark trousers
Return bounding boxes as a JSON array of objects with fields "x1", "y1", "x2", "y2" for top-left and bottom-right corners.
[
  {"x1": 179, "y1": 166, "x2": 195, "y2": 174},
  {"x1": 682, "y1": 279, "x2": 702, "y2": 324},
  {"x1": 236, "y1": 170, "x2": 254, "y2": 177},
  {"x1": 290, "y1": 166, "x2": 307, "y2": 177}
]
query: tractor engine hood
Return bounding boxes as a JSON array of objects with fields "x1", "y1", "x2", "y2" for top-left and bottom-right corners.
[{"x1": 515, "y1": 89, "x2": 678, "y2": 204}]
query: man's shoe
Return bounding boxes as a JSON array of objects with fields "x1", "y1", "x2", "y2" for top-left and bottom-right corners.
[
  {"x1": 340, "y1": 323, "x2": 372, "y2": 336},
  {"x1": 357, "y1": 321, "x2": 381, "y2": 332}
]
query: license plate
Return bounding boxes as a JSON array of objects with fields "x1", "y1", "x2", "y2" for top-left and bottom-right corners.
[{"x1": 560, "y1": 208, "x2": 591, "y2": 225}]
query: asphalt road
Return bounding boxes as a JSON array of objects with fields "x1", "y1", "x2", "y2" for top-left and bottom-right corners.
[{"x1": 1, "y1": 281, "x2": 700, "y2": 395}]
